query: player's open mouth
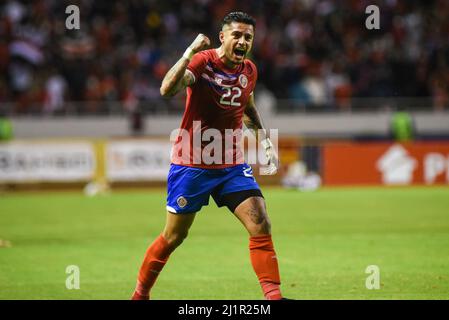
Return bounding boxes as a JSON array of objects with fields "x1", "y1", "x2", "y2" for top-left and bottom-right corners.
[{"x1": 234, "y1": 48, "x2": 246, "y2": 58}]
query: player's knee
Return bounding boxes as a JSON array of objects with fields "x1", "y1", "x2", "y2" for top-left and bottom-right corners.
[
  {"x1": 163, "y1": 230, "x2": 189, "y2": 248},
  {"x1": 248, "y1": 213, "x2": 271, "y2": 236},
  {"x1": 257, "y1": 216, "x2": 271, "y2": 235}
]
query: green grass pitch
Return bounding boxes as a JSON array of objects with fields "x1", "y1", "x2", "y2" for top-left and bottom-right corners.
[{"x1": 1, "y1": 186, "x2": 449, "y2": 300}]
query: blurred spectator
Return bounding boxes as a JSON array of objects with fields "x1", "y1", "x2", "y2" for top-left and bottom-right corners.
[
  {"x1": 255, "y1": 84, "x2": 276, "y2": 118},
  {"x1": 0, "y1": 0, "x2": 448, "y2": 115},
  {"x1": 43, "y1": 68, "x2": 66, "y2": 114}
]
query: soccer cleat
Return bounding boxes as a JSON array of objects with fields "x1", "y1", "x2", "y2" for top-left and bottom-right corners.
[{"x1": 131, "y1": 291, "x2": 149, "y2": 300}]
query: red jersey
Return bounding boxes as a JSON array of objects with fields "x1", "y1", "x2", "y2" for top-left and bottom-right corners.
[{"x1": 171, "y1": 49, "x2": 258, "y2": 168}]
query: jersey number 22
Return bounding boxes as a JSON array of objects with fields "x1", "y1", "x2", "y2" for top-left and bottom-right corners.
[{"x1": 220, "y1": 87, "x2": 241, "y2": 107}]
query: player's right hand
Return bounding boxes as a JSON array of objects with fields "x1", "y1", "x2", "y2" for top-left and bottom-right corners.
[{"x1": 189, "y1": 34, "x2": 211, "y2": 53}]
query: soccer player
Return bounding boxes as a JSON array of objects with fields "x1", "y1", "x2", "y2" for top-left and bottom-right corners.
[{"x1": 132, "y1": 12, "x2": 284, "y2": 300}]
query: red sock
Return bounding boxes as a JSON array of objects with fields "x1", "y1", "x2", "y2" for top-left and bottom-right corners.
[
  {"x1": 249, "y1": 234, "x2": 282, "y2": 300},
  {"x1": 134, "y1": 234, "x2": 174, "y2": 297}
]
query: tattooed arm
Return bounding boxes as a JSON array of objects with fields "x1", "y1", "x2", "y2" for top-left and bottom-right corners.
[
  {"x1": 159, "y1": 59, "x2": 194, "y2": 97},
  {"x1": 244, "y1": 93, "x2": 268, "y2": 142},
  {"x1": 160, "y1": 34, "x2": 210, "y2": 97},
  {"x1": 244, "y1": 93, "x2": 279, "y2": 174}
]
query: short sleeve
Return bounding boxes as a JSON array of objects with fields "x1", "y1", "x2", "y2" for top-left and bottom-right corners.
[
  {"x1": 252, "y1": 62, "x2": 258, "y2": 92},
  {"x1": 187, "y1": 51, "x2": 208, "y2": 84},
  {"x1": 247, "y1": 59, "x2": 258, "y2": 93}
]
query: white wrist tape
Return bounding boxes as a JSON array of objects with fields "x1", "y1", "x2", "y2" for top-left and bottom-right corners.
[
  {"x1": 183, "y1": 47, "x2": 195, "y2": 60},
  {"x1": 261, "y1": 138, "x2": 273, "y2": 150}
]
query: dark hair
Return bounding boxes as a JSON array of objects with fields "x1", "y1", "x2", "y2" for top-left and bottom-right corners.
[{"x1": 222, "y1": 12, "x2": 256, "y2": 28}]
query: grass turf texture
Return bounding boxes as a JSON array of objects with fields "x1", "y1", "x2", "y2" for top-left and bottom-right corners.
[{"x1": 1, "y1": 186, "x2": 448, "y2": 300}]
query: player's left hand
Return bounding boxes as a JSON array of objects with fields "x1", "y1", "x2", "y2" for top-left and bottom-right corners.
[{"x1": 261, "y1": 138, "x2": 279, "y2": 175}]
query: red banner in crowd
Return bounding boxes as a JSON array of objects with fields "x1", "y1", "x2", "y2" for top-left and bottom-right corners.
[{"x1": 323, "y1": 142, "x2": 449, "y2": 185}]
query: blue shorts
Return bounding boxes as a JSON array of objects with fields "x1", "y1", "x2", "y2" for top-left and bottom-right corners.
[{"x1": 166, "y1": 163, "x2": 262, "y2": 214}]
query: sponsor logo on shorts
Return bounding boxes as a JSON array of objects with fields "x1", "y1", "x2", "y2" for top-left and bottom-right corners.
[{"x1": 177, "y1": 196, "x2": 188, "y2": 208}]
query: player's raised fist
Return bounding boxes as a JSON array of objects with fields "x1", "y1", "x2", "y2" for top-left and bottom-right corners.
[{"x1": 189, "y1": 34, "x2": 210, "y2": 53}]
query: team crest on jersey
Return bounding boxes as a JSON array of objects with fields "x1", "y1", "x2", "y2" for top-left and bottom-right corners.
[
  {"x1": 239, "y1": 74, "x2": 248, "y2": 88},
  {"x1": 177, "y1": 196, "x2": 188, "y2": 208}
]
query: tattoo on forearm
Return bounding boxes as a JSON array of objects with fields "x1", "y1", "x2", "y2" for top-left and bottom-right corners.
[
  {"x1": 161, "y1": 58, "x2": 190, "y2": 96},
  {"x1": 244, "y1": 105, "x2": 264, "y2": 133}
]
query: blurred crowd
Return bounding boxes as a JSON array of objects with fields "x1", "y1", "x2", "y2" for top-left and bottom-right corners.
[{"x1": 0, "y1": 0, "x2": 448, "y2": 115}]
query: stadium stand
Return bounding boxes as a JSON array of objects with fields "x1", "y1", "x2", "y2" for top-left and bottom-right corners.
[{"x1": 0, "y1": 0, "x2": 448, "y2": 115}]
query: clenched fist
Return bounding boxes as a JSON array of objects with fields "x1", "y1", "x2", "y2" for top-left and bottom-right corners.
[{"x1": 189, "y1": 34, "x2": 211, "y2": 53}]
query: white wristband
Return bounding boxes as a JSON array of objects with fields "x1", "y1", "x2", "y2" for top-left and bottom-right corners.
[
  {"x1": 183, "y1": 47, "x2": 195, "y2": 60},
  {"x1": 261, "y1": 138, "x2": 273, "y2": 150}
]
